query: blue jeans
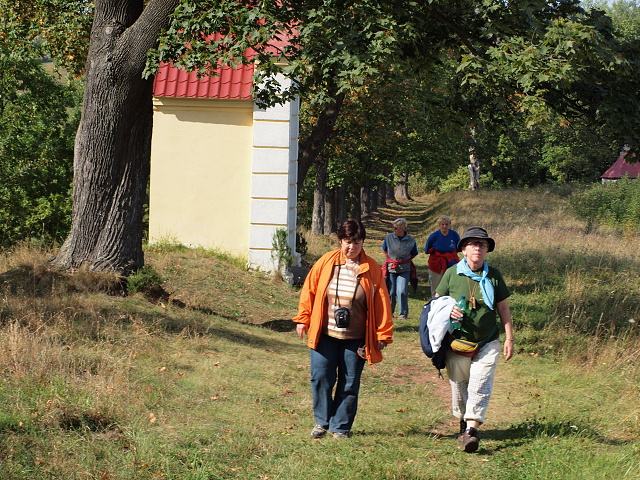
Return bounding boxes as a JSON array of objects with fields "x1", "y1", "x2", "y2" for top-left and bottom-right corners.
[
  {"x1": 309, "y1": 336, "x2": 366, "y2": 434},
  {"x1": 389, "y1": 271, "x2": 410, "y2": 316}
]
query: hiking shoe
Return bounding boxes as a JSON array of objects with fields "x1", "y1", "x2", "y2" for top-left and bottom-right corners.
[
  {"x1": 457, "y1": 420, "x2": 467, "y2": 442},
  {"x1": 460, "y1": 427, "x2": 479, "y2": 453},
  {"x1": 333, "y1": 432, "x2": 349, "y2": 439},
  {"x1": 311, "y1": 425, "x2": 328, "y2": 439}
]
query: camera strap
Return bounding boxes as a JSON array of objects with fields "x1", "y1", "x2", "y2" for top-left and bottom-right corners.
[{"x1": 334, "y1": 263, "x2": 358, "y2": 309}]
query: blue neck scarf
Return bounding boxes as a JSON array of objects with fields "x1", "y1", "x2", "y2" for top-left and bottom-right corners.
[{"x1": 456, "y1": 259, "x2": 494, "y2": 310}]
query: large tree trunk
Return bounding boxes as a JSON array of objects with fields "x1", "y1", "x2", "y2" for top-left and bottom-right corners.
[
  {"x1": 385, "y1": 171, "x2": 396, "y2": 205},
  {"x1": 395, "y1": 172, "x2": 412, "y2": 202},
  {"x1": 361, "y1": 182, "x2": 371, "y2": 217},
  {"x1": 468, "y1": 126, "x2": 480, "y2": 191},
  {"x1": 297, "y1": 88, "x2": 345, "y2": 186},
  {"x1": 311, "y1": 156, "x2": 327, "y2": 235},
  {"x1": 349, "y1": 189, "x2": 361, "y2": 222},
  {"x1": 370, "y1": 184, "x2": 379, "y2": 213},
  {"x1": 324, "y1": 187, "x2": 336, "y2": 235},
  {"x1": 51, "y1": 0, "x2": 179, "y2": 274},
  {"x1": 336, "y1": 185, "x2": 347, "y2": 225},
  {"x1": 377, "y1": 181, "x2": 387, "y2": 208}
]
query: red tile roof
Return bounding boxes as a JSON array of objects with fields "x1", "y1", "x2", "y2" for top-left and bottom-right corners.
[
  {"x1": 601, "y1": 151, "x2": 640, "y2": 180},
  {"x1": 152, "y1": 30, "x2": 293, "y2": 100},
  {"x1": 153, "y1": 59, "x2": 255, "y2": 99},
  {"x1": 153, "y1": 27, "x2": 295, "y2": 100}
]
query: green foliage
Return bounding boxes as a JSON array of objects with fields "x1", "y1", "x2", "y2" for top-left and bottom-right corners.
[
  {"x1": 587, "y1": 0, "x2": 640, "y2": 41},
  {"x1": 438, "y1": 165, "x2": 473, "y2": 193},
  {"x1": 459, "y1": 109, "x2": 614, "y2": 187},
  {"x1": 325, "y1": 64, "x2": 468, "y2": 187},
  {"x1": 0, "y1": 42, "x2": 81, "y2": 248},
  {"x1": 295, "y1": 230, "x2": 308, "y2": 257},
  {"x1": 271, "y1": 228, "x2": 293, "y2": 272},
  {"x1": 0, "y1": 0, "x2": 93, "y2": 76},
  {"x1": 297, "y1": 61, "x2": 471, "y2": 208},
  {"x1": 570, "y1": 177, "x2": 640, "y2": 233},
  {"x1": 146, "y1": 0, "x2": 640, "y2": 200},
  {"x1": 126, "y1": 265, "x2": 164, "y2": 295},
  {"x1": 147, "y1": 0, "x2": 409, "y2": 108}
]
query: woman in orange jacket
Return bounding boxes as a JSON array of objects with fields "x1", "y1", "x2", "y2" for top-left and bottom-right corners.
[{"x1": 293, "y1": 219, "x2": 394, "y2": 439}]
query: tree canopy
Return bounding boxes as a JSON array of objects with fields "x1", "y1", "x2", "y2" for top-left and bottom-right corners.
[{"x1": 4, "y1": 0, "x2": 640, "y2": 266}]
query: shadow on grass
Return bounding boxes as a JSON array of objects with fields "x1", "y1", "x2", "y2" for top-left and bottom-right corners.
[
  {"x1": 152, "y1": 311, "x2": 297, "y2": 350},
  {"x1": 363, "y1": 198, "x2": 450, "y2": 243},
  {"x1": 355, "y1": 419, "x2": 637, "y2": 452},
  {"x1": 258, "y1": 318, "x2": 297, "y2": 332},
  {"x1": 477, "y1": 419, "x2": 634, "y2": 453}
]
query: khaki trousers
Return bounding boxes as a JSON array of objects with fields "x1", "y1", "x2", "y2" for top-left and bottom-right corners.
[{"x1": 445, "y1": 339, "x2": 500, "y2": 424}]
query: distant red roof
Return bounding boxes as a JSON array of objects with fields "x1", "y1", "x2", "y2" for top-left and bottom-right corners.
[{"x1": 601, "y1": 151, "x2": 640, "y2": 180}]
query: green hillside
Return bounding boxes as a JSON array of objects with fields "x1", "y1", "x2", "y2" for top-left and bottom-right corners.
[{"x1": 0, "y1": 187, "x2": 637, "y2": 479}]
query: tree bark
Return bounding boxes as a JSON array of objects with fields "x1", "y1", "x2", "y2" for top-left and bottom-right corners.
[
  {"x1": 324, "y1": 187, "x2": 336, "y2": 235},
  {"x1": 468, "y1": 126, "x2": 480, "y2": 191},
  {"x1": 361, "y1": 182, "x2": 371, "y2": 217},
  {"x1": 377, "y1": 181, "x2": 387, "y2": 208},
  {"x1": 385, "y1": 171, "x2": 396, "y2": 204},
  {"x1": 297, "y1": 89, "x2": 345, "y2": 186},
  {"x1": 370, "y1": 184, "x2": 379, "y2": 213},
  {"x1": 349, "y1": 189, "x2": 361, "y2": 221},
  {"x1": 336, "y1": 184, "x2": 347, "y2": 225},
  {"x1": 51, "y1": 0, "x2": 179, "y2": 274},
  {"x1": 311, "y1": 156, "x2": 327, "y2": 235},
  {"x1": 395, "y1": 172, "x2": 412, "y2": 202}
]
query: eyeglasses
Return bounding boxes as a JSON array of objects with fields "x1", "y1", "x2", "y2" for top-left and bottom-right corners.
[{"x1": 466, "y1": 241, "x2": 489, "y2": 249}]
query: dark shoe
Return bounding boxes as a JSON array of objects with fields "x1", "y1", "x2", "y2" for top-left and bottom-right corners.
[
  {"x1": 459, "y1": 420, "x2": 467, "y2": 434},
  {"x1": 333, "y1": 432, "x2": 349, "y2": 439},
  {"x1": 460, "y1": 427, "x2": 479, "y2": 453},
  {"x1": 311, "y1": 425, "x2": 328, "y2": 438},
  {"x1": 457, "y1": 420, "x2": 467, "y2": 442}
]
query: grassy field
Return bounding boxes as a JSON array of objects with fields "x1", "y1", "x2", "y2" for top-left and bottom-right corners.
[{"x1": 0, "y1": 187, "x2": 638, "y2": 479}]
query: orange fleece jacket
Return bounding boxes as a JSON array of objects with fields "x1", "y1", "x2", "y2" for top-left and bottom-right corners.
[{"x1": 293, "y1": 248, "x2": 394, "y2": 364}]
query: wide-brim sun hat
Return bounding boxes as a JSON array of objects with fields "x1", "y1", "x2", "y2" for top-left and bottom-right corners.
[{"x1": 457, "y1": 226, "x2": 495, "y2": 252}]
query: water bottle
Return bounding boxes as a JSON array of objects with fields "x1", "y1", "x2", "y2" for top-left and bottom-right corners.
[{"x1": 451, "y1": 296, "x2": 466, "y2": 330}]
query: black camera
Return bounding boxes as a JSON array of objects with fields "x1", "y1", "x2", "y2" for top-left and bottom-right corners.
[{"x1": 334, "y1": 306, "x2": 351, "y2": 329}]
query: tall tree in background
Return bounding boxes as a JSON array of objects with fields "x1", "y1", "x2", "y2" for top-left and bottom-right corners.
[{"x1": 6, "y1": 0, "x2": 640, "y2": 271}]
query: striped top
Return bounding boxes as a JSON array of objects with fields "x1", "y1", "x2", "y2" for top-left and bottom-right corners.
[{"x1": 325, "y1": 260, "x2": 367, "y2": 340}]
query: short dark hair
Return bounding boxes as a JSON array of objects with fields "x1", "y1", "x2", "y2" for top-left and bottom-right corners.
[{"x1": 337, "y1": 219, "x2": 366, "y2": 242}]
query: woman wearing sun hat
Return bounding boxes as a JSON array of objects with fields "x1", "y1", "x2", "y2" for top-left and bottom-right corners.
[{"x1": 434, "y1": 226, "x2": 514, "y2": 453}]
